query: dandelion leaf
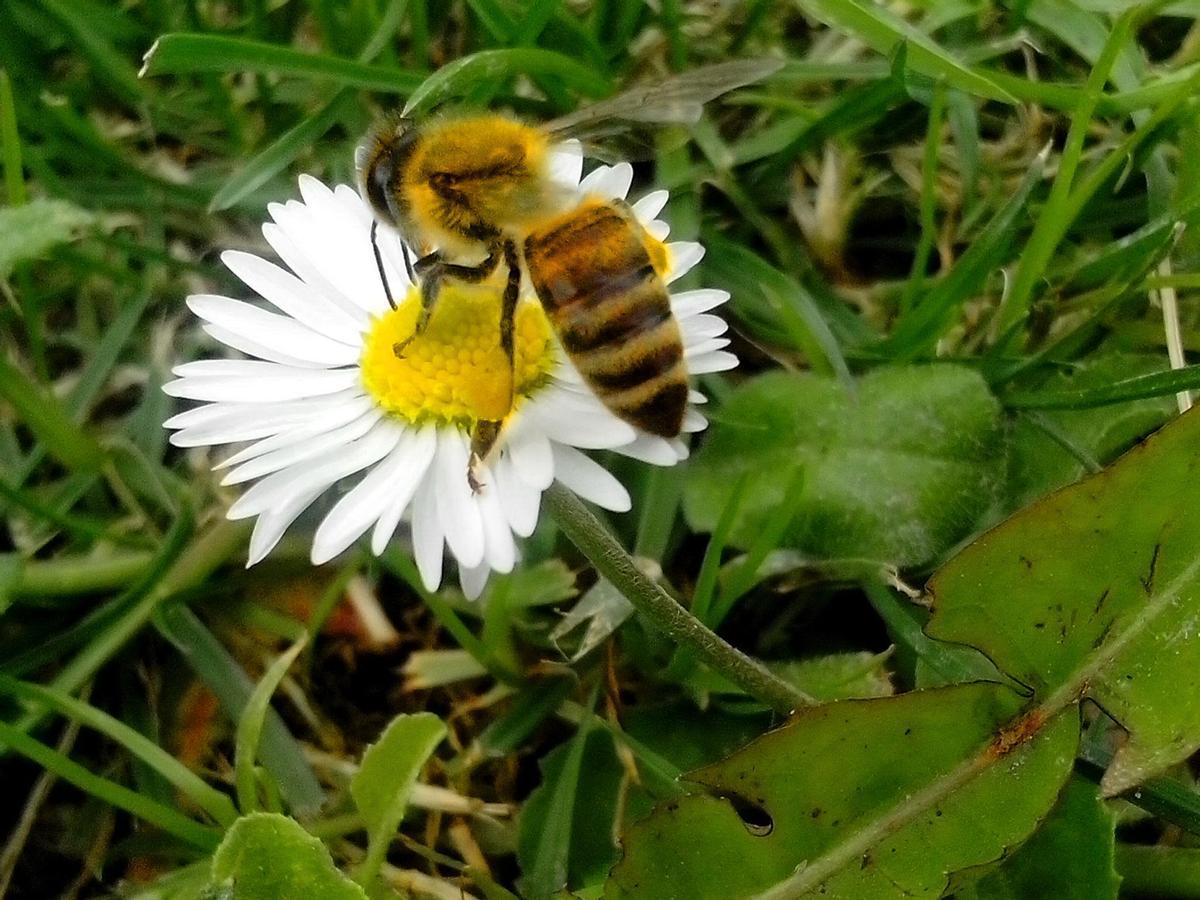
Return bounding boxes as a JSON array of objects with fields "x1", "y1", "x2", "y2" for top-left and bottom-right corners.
[{"x1": 607, "y1": 684, "x2": 1076, "y2": 899}]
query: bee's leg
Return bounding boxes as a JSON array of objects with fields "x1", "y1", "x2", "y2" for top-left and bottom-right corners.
[
  {"x1": 467, "y1": 240, "x2": 522, "y2": 491},
  {"x1": 467, "y1": 419, "x2": 502, "y2": 494},
  {"x1": 498, "y1": 238, "x2": 521, "y2": 402},
  {"x1": 394, "y1": 244, "x2": 503, "y2": 359}
]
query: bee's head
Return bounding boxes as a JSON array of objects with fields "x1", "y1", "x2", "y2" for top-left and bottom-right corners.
[{"x1": 356, "y1": 116, "x2": 418, "y2": 232}]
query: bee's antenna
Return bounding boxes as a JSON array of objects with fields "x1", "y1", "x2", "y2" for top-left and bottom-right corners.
[{"x1": 371, "y1": 220, "x2": 397, "y2": 310}]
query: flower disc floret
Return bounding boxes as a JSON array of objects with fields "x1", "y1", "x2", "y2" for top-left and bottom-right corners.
[{"x1": 360, "y1": 284, "x2": 557, "y2": 426}]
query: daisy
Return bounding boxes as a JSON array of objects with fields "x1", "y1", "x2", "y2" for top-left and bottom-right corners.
[{"x1": 163, "y1": 146, "x2": 736, "y2": 598}]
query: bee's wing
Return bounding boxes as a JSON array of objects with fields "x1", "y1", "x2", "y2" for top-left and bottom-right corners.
[{"x1": 544, "y1": 58, "x2": 783, "y2": 135}]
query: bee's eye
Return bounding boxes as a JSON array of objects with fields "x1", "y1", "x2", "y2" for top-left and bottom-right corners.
[{"x1": 363, "y1": 155, "x2": 398, "y2": 226}]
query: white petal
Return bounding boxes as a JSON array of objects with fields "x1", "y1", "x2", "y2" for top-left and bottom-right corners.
[
  {"x1": 496, "y1": 453, "x2": 541, "y2": 537},
  {"x1": 164, "y1": 364, "x2": 360, "y2": 403},
  {"x1": 507, "y1": 423, "x2": 555, "y2": 490},
  {"x1": 681, "y1": 313, "x2": 729, "y2": 342},
  {"x1": 552, "y1": 445, "x2": 631, "y2": 512},
  {"x1": 370, "y1": 425, "x2": 438, "y2": 555},
  {"x1": 168, "y1": 395, "x2": 360, "y2": 447},
  {"x1": 547, "y1": 140, "x2": 583, "y2": 190},
  {"x1": 245, "y1": 485, "x2": 324, "y2": 566},
  {"x1": 669, "y1": 438, "x2": 690, "y2": 460},
  {"x1": 411, "y1": 478, "x2": 445, "y2": 591},
  {"x1": 261, "y1": 221, "x2": 370, "y2": 328},
  {"x1": 222, "y1": 409, "x2": 382, "y2": 485},
  {"x1": 578, "y1": 164, "x2": 613, "y2": 194},
  {"x1": 202, "y1": 324, "x2": 325, "y2": 368},
  {"x1": 227, "y1": 420, "x2": 402, "y2": 520},
  {"x1": 296, "y1": 175, "x2": 403, "y2": 314},
  {"x1": 616, "y1": 435, "x2": 679, "y2": 466},
  {"x1": 269, "y1": 196, "x2": 394, "y2": 317},
  {"x1": 311, "y1": 426, "x2": 431, "y2": 564},
  {"x1": 646, "y1": 220, "x2": 670, "y2": 242},
  {"x1": 682, "y1": 408, "x2": 707, "y2": 433},
  {"x1": 187, "y1": 295, "x2": 360, "y2": 367},
  {"x1": 587, "y1": 162, "x2": 633, "y2": 200},
  {"x1": 671, "y1": 288, "x2": 730, "y2": 319},
  {"x1": 685, "y1": 337, "x2": 731, "y2": 358},
  {"x1": 214, "y1": 394, "x2": 377, "y2": 468},
  {"x1": 459, "y1": 562, "x2": 491, "y2": 601},
  {"x1": 219, "y1": 251, "x2": 364, "y2": 345},
  {"x1": 478, "y1": 475, "x2": 516, "y2": 573},
  {"x1": 434, "y1": 429, "x2": 485, "y2": 569},
  {"x1": 632, "y1": 190, "x2": 669, "y2": 221},
  {"x1": 523, "y1": 389, "x2": 637, "y2": 449},
  {"x1": 689, "y1": 389, "x2": 707, "y2": 405},
  {"x1": 666, "y1": 241, "x2": 705, "y2": 283},
  {"x1": 688, "y1": 350, "x2": 739, "y2": 374}
]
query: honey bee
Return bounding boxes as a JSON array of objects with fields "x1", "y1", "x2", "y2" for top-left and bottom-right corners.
[{"x1": 356, "y1": 59, "x2": 782, "y2": 490}]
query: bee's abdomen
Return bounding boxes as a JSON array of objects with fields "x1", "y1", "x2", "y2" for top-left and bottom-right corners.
[{"x1": 526, "y1": 203, "x2": 686, "y2": 438}]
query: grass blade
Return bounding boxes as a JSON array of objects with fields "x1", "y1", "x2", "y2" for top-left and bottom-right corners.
[
  {"x1": 234, "y1": 637, "x2": 308, "y2": 814},
  {"x1": 155, "y1": 604, "x2": 324, "y2": 815},
  {"x1": 208, "y1": 89, "x2": 358, "y2": 211},
  {"x1": 403, "y1": 48, "x2": 611, "y2": 117},
  {"x1": 1004, "y1": 366, "x2": 1200, "y2": 410},
  {"x1": 0, "y1": 674, "x2": 238, "y2": 826},
  {"x1": 141, "y1": 33, "x2": 424, "y2": 93},
  {"x1": 0, "y1": 719, "x2": 221, "y2": 850},
  {"x1": 795, "y1": 0, "x2": 1017, "y2": 102}
]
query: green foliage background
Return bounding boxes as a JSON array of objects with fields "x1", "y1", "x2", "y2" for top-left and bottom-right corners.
[{"x1": 4, "y1": 0, "x2": 1200, "y2": 897}]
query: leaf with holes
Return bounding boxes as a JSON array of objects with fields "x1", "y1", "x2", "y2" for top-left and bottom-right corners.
[
  {"x1": 927, "y1": 405, "x2": 1200, "y2": 794},
  {"x1": 607, "y1": 684, "x2": 1077, "y2": 899},
  {"x1": 682, "y1": 366, "x2": 1005, "y2": 568}
]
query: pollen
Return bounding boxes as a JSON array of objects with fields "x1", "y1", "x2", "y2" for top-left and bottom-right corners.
[{"x1": 360, "y1": 283, "x2": 558, "y2": 426}]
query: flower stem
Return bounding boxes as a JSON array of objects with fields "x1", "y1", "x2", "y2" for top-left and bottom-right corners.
[{"x1": 545, "y1": 483, "x2": 813, "y2": 715}]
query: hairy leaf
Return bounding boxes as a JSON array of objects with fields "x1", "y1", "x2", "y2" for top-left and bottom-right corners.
[
  {"x1": 0, "y1": 198, "x2": 92, "y2": 279},
  {"x1": 208, "y1": 813, "x2": 367, "y2": 899},
  {"x1": 683, "y1": 366, "x2": 1004, "y2": 567}
]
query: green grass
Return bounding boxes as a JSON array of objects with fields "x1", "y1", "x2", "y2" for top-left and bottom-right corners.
[{"x1": 3, "y1": 0, "x2": 1200, "y2": 897}]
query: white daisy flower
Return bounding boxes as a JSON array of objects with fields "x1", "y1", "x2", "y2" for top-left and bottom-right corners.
[{"x1": 164, "y1": 145, "x2": 736, "y2": 598}]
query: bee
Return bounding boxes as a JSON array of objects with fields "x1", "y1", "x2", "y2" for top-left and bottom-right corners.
[{"x1": 356, "y1": 59, "x2": 782, "y2": 490}]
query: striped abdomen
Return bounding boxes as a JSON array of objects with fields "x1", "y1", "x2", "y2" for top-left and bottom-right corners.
[{"x1": 525, "y1": 201, "x2": 686, "y2": 437}]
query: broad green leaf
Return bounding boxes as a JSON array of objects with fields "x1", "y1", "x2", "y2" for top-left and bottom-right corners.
[
  {"x1": 350, "y1": 712, "x2": 447, "y2": 885},
  {"x1": 208, "y1": 813, "x2": 367, "y2": 899},
  {"x1": 960, "y1": 776, "x2": 1118, "y2": 900},
  {"x1": 683, "y1": 366, "x2": 1004, "y2": 567},
  {"x1": 607, "y1": 683, "x2": 1077, "y2": 899},
  {"x1": 0, "y1": 198, "x2": 92, "y2": 279},
  {"x1": 1009, "y1": 353, "x2": 1173, "y2": 507},
  {"x1": 927, "y1": 405, "x2": 1200, "y2": 794},
  {"x1": 770, "y1": 651, "x2": 894, "y2": 701}
]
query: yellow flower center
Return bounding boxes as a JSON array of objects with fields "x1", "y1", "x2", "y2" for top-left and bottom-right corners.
[{"x1": 360, "y1": 283, "x2": 558, "y2": 426}]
